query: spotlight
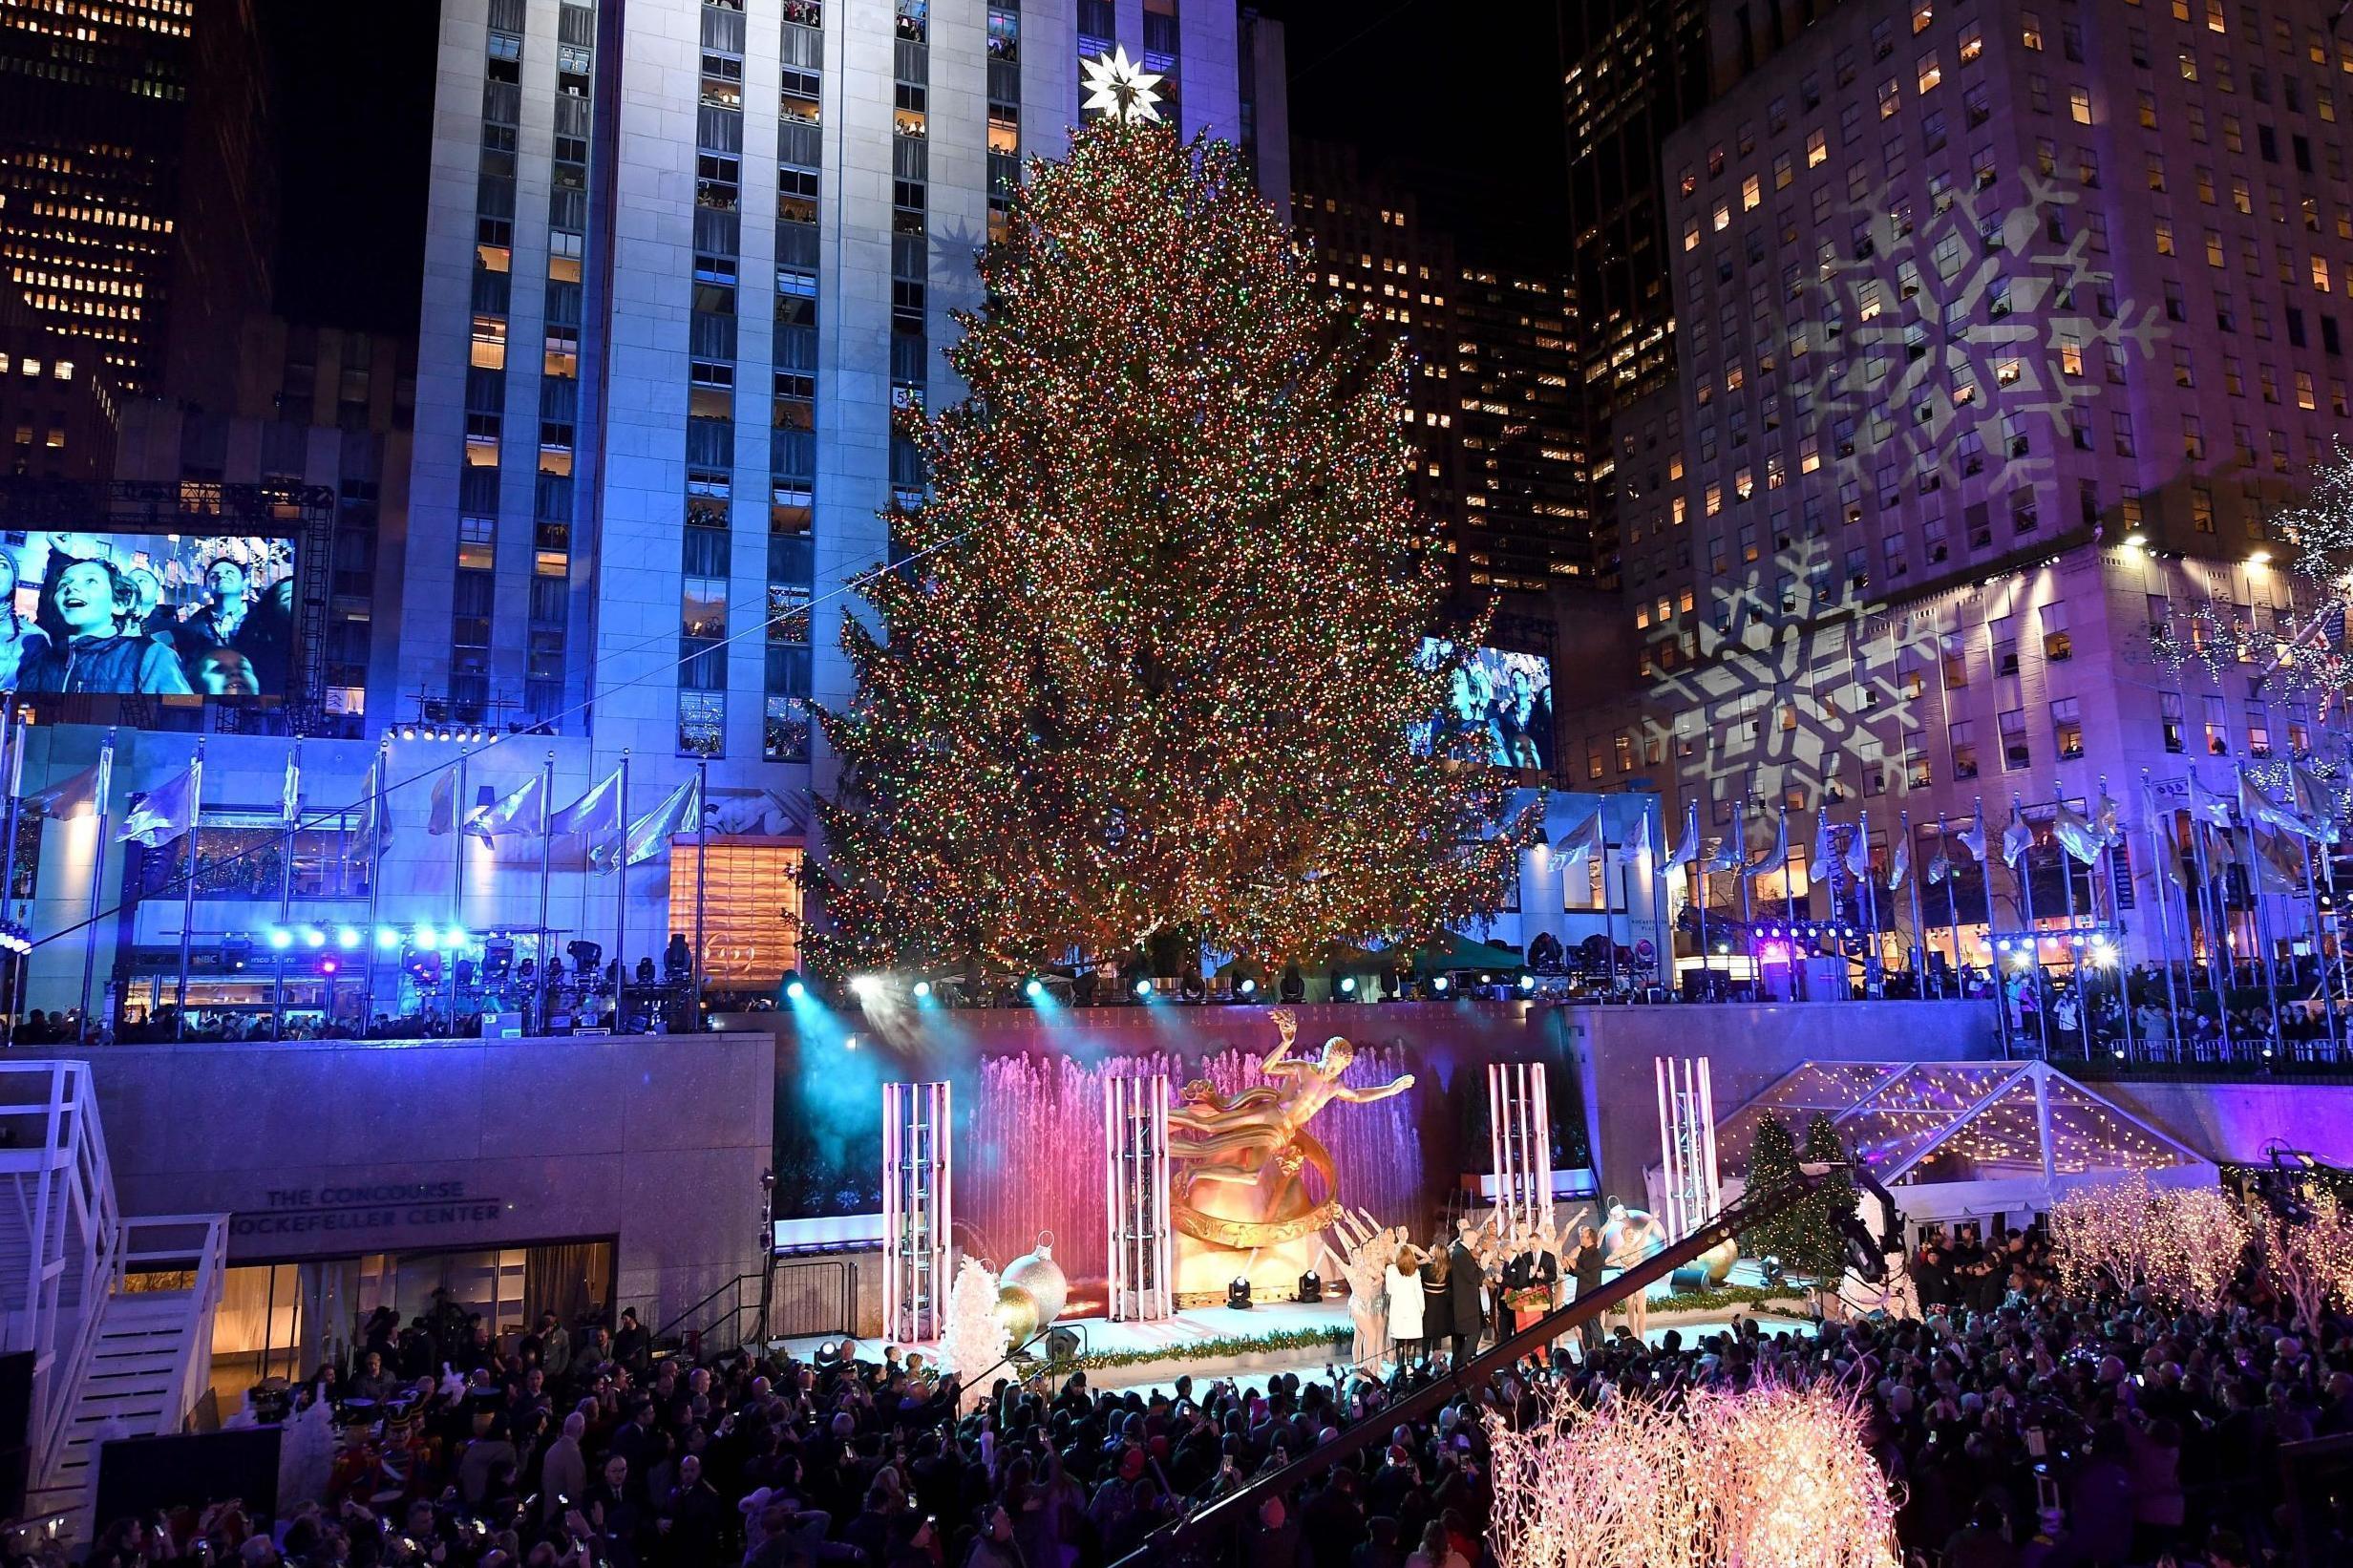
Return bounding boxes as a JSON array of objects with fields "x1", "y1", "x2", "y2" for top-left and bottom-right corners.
[
  {"x1": 849, "y1": 974, "x2": 881, "y2": 1000},
  {"x1": 1338, "y1": 975, "x2": 1357, "y2": 995},
  {"x1": 1431, "y1": 975, "x2": 1450, "y2": 993},
  {"x1": 2089, "y1": 932, "x2": 2110, "y2": 948},
  {"x1": 912, "y1": 980, "x2": 932, "y2": 999},
  {"x1": 414, "y1": 925, "x2": 439, "y2": 950},
  {"x1": 302, "y1": 926, "x2": 327, "y2": 948},
  {"x1": 336, "y1": 926, "x2": 362, "y2": 950},
  {"x1": 1226, "y1": 1277, "x2": 1254, "y2": 1309},
  {"x1": 1024, "y1": 977, "x2": 1046, "y2": 1000},
  {"x1": 400, "y1": 726, "x2": 416, "y2": 741},
  {"x1": 376, "y1": 926, "x2": 402, "y2": 949},
  {"x1": 844, "y1": 1033, "x2": 859, "y2": 1050},
  {"x1": 320, "y1": 958, "x2": 338, "y2": 975},
  {"x1": 1237, "y1": 977, "x2": 1258, "y2": 997},
  {"x1": 266, "y1": 928, "x2": 293, "y2": 950},
  {"x1": 783, "y1": 972, "x2": 807, "y2": 1000},
  {"x1": 1516, "y1": 971, "x2": 1537, "y2": 993},
  {"x1": 446, "y1": 927, "x2": 470, "y2": 948},
  {"x1": 1134, "y1": 977, "x2": 1154, "y2": 998}
]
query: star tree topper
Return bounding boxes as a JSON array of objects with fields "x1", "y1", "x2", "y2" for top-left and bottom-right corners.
[{"x1": 1080, "y1": 45, "x2": 1163, "y2": 124}]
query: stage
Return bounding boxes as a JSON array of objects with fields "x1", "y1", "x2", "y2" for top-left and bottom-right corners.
[
  {"x1": 776, "y1": 1299, "x2": 1358, "y2": 1391},
  {"x1": 774, "y1": 1285, "x2": 1820, "y2": 1395}
]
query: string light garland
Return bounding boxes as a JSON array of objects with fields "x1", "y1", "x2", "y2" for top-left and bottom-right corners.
[
  {"x1": 2049, "y1": 1171, "x2": 2254, "y2": 1311},
  {"x1": 1485, "y1": 1380, "x2": 1901, "y2": 1568},
  {"x1": 809, "y1": 117, "x2": 1537, "y2": 976}
]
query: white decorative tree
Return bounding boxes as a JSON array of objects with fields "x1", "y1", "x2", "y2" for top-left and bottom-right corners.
[
  {"x1": 2263, "y1": 1191, "x2": 2353, "y2": 1343},
  {"x1": 2050, "y1": 1173, "x2": 2255, "y2": 1312},
  {"x1": 939, "y1": 1258, "x2": 1009, "y2": 1414}
]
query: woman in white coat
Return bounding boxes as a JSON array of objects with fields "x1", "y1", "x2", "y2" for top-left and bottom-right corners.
[{"x1": 1385, "y1": 1244, "x2": 1427, "y2": 1369}]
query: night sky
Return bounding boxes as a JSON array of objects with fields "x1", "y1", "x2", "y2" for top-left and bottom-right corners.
[{"x1": 251, "y1": 1, "x2": 1569, "y2": 332}]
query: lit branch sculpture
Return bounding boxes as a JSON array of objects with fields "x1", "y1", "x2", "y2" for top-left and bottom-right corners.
[
  {"x1": 1486, "y1": 1380, "x2": 1901, "y2": 1568},
  {"x1": 2050, "y1": 1172, "x2": 2255, "y2": 1311}
]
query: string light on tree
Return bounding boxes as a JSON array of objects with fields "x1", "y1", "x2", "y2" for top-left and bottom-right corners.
[
  {"x1": 2049, "y1": 1171, "x2": 2254, "y2": 1311},
  {"x1": 811, "y1": 116, "x2": 1536, "y2": 977},
  {"x1": 2262, "y1": 1189, "x2": 2353, "y2": 1341}
]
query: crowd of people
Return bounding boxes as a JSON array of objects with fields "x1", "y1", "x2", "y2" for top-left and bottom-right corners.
[{"x1": 10, "y1": 1213, "x2": 2343, "y2": 1568}]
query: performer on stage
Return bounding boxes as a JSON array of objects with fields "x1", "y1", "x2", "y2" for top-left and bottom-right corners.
[
  {"x1": 1566, "y1": 1223, "x2": 1605, "y2": 1354},
  {"x1": 1444, "y1": 1218, "x2": 1485, "y2": 1367},
  {"x1": 1385, "y1": 1244, "x2": 1426, "y2": 1368},
  {"x1": 1502, "y1": 1220, "x2": 1560, "y2": 1334},
  {"x1": 1600, "y1": 1197, "x2": 1667, "y2": 1342}
]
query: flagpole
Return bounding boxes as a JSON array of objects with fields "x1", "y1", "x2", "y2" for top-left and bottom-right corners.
[
  {"x1": 273, "y1": 738, "x2": 298, "y2": 1038},
  {"x1": 2244, "y1": 817, "x2": 2286, "y2": 1044},
  {"x1": 693, "y1": 758, "x2": 710, "y2": 1025},
  {"x1": 1901, "y1": 810, "x2": 1927, "y2": 992},
  {"x1": 2186, "y1": 775, "x2": 2233, "y2": 1059},
  {"x1": 613, "y1": 749, "x2": 630, "y2": 1034},
  {"x1": 1650, "y1": 799, "x2": 1669, "y2": 999},
  {"x1": 1603, "y1": 809, "x2": 1622, "y2": 999},
  {"x1": 2054, "y1": 777, "x2": 2081, "y2": 1054},
  {"x1": 449, "y1": 747, "x2": 468, "y2": 1029},
  {"x1": 2140, "y1": 773, "x2": 2182, "y2": 1044},
  {"x1": 2301, "y1": 834, "x2": 2339, "y2": 1054},
  {"x1": 1691, "y1": 803, "x2": 1709, "y2": 1001},
  {"x1": 0, "y1": 696, "x2": 18, "y2": 1043},
  {"x1": 79, "y1": 730, "x2": 114, "y2": 1035},
  {"x1": 174, "y1": 737, "x2": 205, "y2": 1042},
  {"x1": 2013, "y1": 795, "x2": 2050, "y2": 1058},
  {"x1": 361, "y1": 741, "x2": 387, "y2": 1028},
  {"x1": 1780, "y1": 804, "x2": 1794, "y2": 924},
  {"x1": 1858, "y1": 808, "x2": 1882, "y2": 993},
  {"x1": 538, "y1": 750, "x2": 555, "y2": 1032},
  {"x1": 2100, "y1": 776, "x2": 2136, "y2": 1065},
  {"x1": 1942, "y1": 815, "x2": 1963, "y2": 997}
]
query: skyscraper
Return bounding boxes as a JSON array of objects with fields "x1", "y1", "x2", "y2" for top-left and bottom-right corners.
[
  {"x1": 0, "y1": 0, "x2": 272, "y2": 401},
  {"x1": 1291, "y1": 145, "x2": 1584, "y2": 593},
  {"x1": 1558, "y1": 0, "x2": 2353, "y2": 974}
]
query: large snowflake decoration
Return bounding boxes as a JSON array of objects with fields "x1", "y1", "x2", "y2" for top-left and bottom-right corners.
[
  {"x1": 1642, "y1": 538, "x2": 1940, "y2": 804},
  {"x1": 1797, "y1": 169, "x2": 2167, "y2": 504}
]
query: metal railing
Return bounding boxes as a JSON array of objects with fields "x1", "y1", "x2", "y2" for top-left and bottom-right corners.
[
  {"x1": 651, "y1": 1257, "x2": 859, "y2": 1360},
  {"x1": 0, "y1": 1061, "x2": 118, "y2": 1489},
  {"x1": 117, "y1": 1213, "x2": 229, "y2": 1435}
]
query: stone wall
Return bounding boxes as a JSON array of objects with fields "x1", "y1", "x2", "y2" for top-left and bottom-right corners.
[{"x1": 76, "y1": 1031, "x2": 775, "y2": 1330}]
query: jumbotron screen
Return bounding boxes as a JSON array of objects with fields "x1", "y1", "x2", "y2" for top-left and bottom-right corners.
[
  {"x1": 1414, "y1": 638, "x2": 1556, "y2": 772},
  {"x1": 0, "y1": 531, "x2": 296, "y2": 701}
]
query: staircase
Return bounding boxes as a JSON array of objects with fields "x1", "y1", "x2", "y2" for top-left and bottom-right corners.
[
  {"x1": 0, "y1": 1063, "x2": 225, "y2": 1540},
  {"x1": 45, "y1": 1216, "x2": 228, "y2": 1521}
]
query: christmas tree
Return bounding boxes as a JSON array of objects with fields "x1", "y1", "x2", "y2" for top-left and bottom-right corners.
[
  {"x1": 1738, "y1": 1112, "x2": 1858, "y2": 1295},
  {"x1": 813, "y1": 115, "x2": 1532, "y2": 974}
]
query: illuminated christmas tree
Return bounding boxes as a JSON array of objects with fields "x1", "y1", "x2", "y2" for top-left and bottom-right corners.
[{"x1": 813, "y1": 113, "x2": 1530, "y2": 975}]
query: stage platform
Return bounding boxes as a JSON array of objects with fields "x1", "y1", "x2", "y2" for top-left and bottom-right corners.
[
  {"x1": 774, "y1": 1299, "x2": 1357, "y2": 1391},
  {"x1": 772, "y1": 1285, "x2": 1820, "y2": 1395}
]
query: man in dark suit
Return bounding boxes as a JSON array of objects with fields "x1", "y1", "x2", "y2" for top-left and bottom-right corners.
[{"x1": 1446, "y1": 1219, "x2": 1484, "y2": 1367}]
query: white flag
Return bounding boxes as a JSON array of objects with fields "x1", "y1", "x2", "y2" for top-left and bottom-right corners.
[
  {"x1": 593, "y1": 775, "x2": 701, "y2": 874},
  {"x1": 426, "y1": 766, "x2": 457, "y2": 837},
  {"x1": 117, "y1": 762, "x2": 198, "y2": 848},
  {"x1": 1888, "y1": 836, "x2": 1912, "y2": 891},
  {"x1": 1666, "y1": 805, "x2": 1700, "y2": 869},
  {"x1": 466, "y1": 774, "x2": 546, "y2": 845},
  {"x1": 1555, "y1": 810, "x2": 1605, "y2": 871},
  {"x1": 281, "y1": 747, "x2": 301, "y2": 826}
]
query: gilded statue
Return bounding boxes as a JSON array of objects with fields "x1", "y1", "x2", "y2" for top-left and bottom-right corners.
[{"x1": 1164, "y1": 1010, "x2": 1414, "y2": 1288}]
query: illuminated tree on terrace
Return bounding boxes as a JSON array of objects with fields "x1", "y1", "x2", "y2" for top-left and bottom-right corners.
[{"x1": 812, "y1": 116, "x2": 1531, "y2": 975}]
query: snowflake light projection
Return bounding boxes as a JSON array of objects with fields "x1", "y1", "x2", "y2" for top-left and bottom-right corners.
[
  {"x1": 1799, "y1": 170, "x2": 2166, "y2": 503},
  {"x1": 1643, "y1": 538, "x2": 1940, "y2": 807},
  {"x1": 1644, "y1": 161, "x2": 2169, "y2": 811}
]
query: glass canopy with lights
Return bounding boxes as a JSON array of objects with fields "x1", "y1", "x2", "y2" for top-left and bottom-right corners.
[{"x1": 1710, "y1": 1060, "x2": 2216, "y2": 1226}]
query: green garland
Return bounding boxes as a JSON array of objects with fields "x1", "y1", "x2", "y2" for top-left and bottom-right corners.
[
  {"x1": 1027, "y1": 1325, "x2": 1355, "y2": 1376},
  {"x1": 1018, "y1": 1287, "x2": 1811, "y2": 1378}
]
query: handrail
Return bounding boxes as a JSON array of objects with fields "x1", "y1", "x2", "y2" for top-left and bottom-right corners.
[
  {"x1": 0, "y1": 1060, "x2": 121, "y2": 1489},
  {"x1": 651, "y1": 1271, "x2": 762, "y2": 1350},
  {"x1": 117, "y1": 1213, "x2": 229, "y2": 1436}
]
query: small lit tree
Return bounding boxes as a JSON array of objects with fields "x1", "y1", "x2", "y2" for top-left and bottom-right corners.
[{"x1": 2263, "y1": 1192, "x2": 2353, "y2": 1343}]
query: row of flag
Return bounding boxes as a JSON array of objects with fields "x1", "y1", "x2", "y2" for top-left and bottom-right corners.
[
  {"x1": 1549, "y1": 758, "x2": 2345, "y2": 902},
  {"x1": 422, "y1": 763, "x2": 701, "y2": 874},
  {"x1": 15, "y1": 743, "x2": 701, "y2": 876}
]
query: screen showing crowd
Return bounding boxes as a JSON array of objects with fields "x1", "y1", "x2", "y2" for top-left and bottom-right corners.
[
  {"x1": 1414, "y1": 638, "x2": 1556, "y2": 772},
  {"x1": 0, "y1": 533, "x2": 295, "y2": 699}
]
